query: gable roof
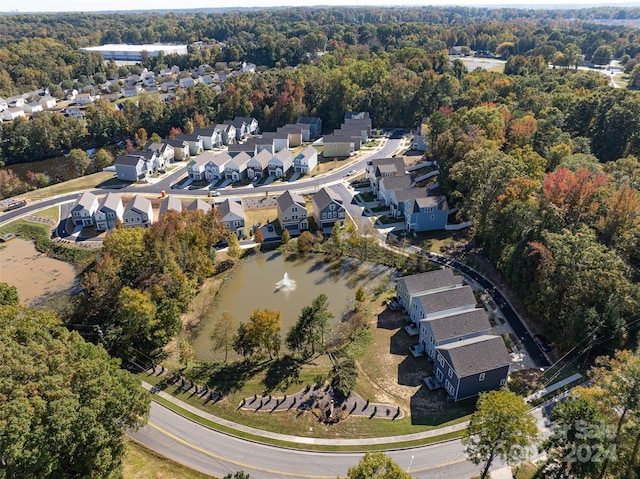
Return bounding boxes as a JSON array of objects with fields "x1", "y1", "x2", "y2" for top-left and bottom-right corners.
[
  {"x1": 186, "y1": 199, "x2": 212, "y2": 213},
  {"x1": 162, "y1": 139, "x2": 188, "y2": 148},
  {"x1": 295, "y1": 145, "x2": 317, "y2": 162},
  {"x1": 277, "y1": 190, "x2": 305, "y2": 211},
  {"x1": 313, "y1": 187, "x2": 343, "y2": 212},
  {"x1": 124, "y1": 195, "x2": 152, "y2": 215},
  {"x1": 297, "y1": 116, "x2": 322, "y2": 126},
  {"x1": 274, "y1": 148, "x2": 292, "y2": 163},
  {"x1": 398, "y1": 269, "x2": 463, "y2": 295},
  {"x1": 423, "y1": 309, "x2": 491, "y2": 343},
  {"x1": 217, "y1": 198, "x2": 244, "y2": 219},
  {"x1": 159, "y1": 196, "x2": 183, "y2": 217},
  {"x1": 192, "y1": 127, "x2": 216, "y2": 137},
  {"x1": 250, "y1": 149, "x2": 272, "y2": 167},
  {"x1": 175, "y1": 133, "x2": 203, "y2": 142},
  {"x1": 189, "y1": 155, "x2": 211, "y2": 168},
  {"x1": 370, "y1": 157, "x2": 405, "y2": 176},
  {"x1": 114, "y1": 155, "x2": 145, "y2": 167},
  {"x1": 73, "y1": 191, "x2": 97, "y2": 210},
  {"x1": 211, "y1": 151, "x2": 233, "y2": 167},
  {"x1": 414, "y1": 285, "x2": 477, "y2": 317},
  {"x1": 393, "y1": 188, "x2": 429, "y2": 203},
  {"x1": 146, "y1": 142, "x2": 170, "y2": 153},
  {"x1": 99, "y1": 192, "x2": 122, "y2": 212},
  {"x1": 411, "y1": 196, "x2": 448, "y2": 213},
  {"x1": 438, "y1": 335, "x2": 511, "y2": 378},
  {"x1": 380, "y1": 174, "x2": 413, "y2": 191},
  {"x1": 230, "y1": 151, "x2": 252, "y2": 167}
]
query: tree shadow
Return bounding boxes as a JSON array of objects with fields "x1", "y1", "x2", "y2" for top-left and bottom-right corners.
[
  {"x1": 262, "y1": 355, "x2": 304, "y2": 393},
  {"x1": 409, "y1": 384, "x2": 477, "y2": 426},
  {"x1": 204, "y1": 359, "x2": 269, "y2": 396}
]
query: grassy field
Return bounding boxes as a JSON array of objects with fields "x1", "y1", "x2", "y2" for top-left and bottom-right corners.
[
  {"x1": 124, "y1": 439, "x2": 215, "y2": 479},
  {"x1": 244, "y1": 207, "x2": 278, "y2": 227},
  {"x1": 30, "y1": 205, "x2": 60, "y2": 222},
  {"x1": 20, "y1": 172, "x2": 116, "y2": 201}
]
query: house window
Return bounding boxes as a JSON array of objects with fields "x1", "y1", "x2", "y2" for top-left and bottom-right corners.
[
  {"x1": 479, "y1": 373, "x2": 485, "y2": 382},
  {"x1": 330, "y1": 204, "x2": 335, "y2": 210},
  {"x1": 284, "y1": 216, "x2": 288, "y2": 221},
  {"x1": 234, "y1": 221, "x2": 242, "y2": 227},
  {"x1": 322, "y1": 213, "x2": 327, "y2": 219},
  {"x1": 430, "y1": 335, "x2": 435, "y2": 344},
  {"x1": 431, "y1": 215, "x2": 435, "y2": 220},
  {"x1": 445, "y1": 380, "x2": 455, "y2": 396},
  {"x1": 292, "y1": 207, "x2": 297, "y2": 213},
  {"x1": 448, "y1": 368, "x2": 453, "y2": 378},
  {"x1": 438, "y1": 355, "x2": 445, "y2": 367},
  {"x1": 500, "y1": 378, "x2": 506, "y2": 386},
  {"x1": 427, "y1": 207, "x2": 433, "y2": 212},
  {"x1": 292, "y1": 215, "x2": 298, "y2": 220}
]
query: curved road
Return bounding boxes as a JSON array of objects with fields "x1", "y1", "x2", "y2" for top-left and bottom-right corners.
[{"x1": 131, "y1": 402, "x2": 481, "y2": 479}]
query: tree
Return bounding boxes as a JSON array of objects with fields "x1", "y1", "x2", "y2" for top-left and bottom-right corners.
[
  {"x1": 234, "y1": 309, "x2": 282, "y2": 360},
  {"x1": 281, "y1": 228, "x2": 291, "y2": 244},
  {"x1": 69, "y1": 148, "x2": 91, "y2": 177},
  {"x1": 227, "y1": 233, "x2": 242, "y2": 259},
  {"x1": 210, "y1": 312, "x2": 236, "y2": 362},
  {"x1": 133, "y1": 127, "x2": 148, "y2": 149},
  {"x1": 331, "y1": 352, "x2": 358, "y2": 398},
  {"x1": 178, "y1": 340, "x2": 195, "y2": 369},
  {"x1": 0, "y1": 304, "x2": 150, "y2": 479},
  {"x1": 592, "y1": 45, "x2": 613, "y2": 66},
  {"x1": 628, "y1": 64, "x2": 640, "y2": 90},
  {"x1": 0, "y1": 282, "x2": 19, "y2": 306},
  {"x1": 286, "y1": 294, "x2": 332, "y2": 356},
  {"x1": 93, "y1": 148, "x2": 113, "y2": 172},
  {"x1": 355, "y1": 287, "x2": 366, "y2": 303},
  {"x1": 254, "y1": 228, "x2": 264, "y2": 244},
  {"x1": 463, "y1": 389, "x2": 539, "y2": 479},
  {"x1": 347, "y1": 452, "x2": 411, "y2": 479}
]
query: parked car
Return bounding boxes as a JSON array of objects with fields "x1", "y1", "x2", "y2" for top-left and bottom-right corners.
[
  {"x1": 346, "y1": 169, "x2": 356, "y2": 176},
  {"x1": 534, "y1": 334, "x2": 552, "y2": 352}
]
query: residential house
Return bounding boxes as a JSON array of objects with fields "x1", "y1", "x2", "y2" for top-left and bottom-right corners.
[
  {"x1": 193, "y1": 127, "x2": 220, "y2": 150},
  {"x1": 368, "y1": 157, "x2": 406, "y2": 195},
  {"x1": 75, "y1": 93, "x2": 94, "y2": 105},
  {"x1": 419, "y1": 309, "x2": 492, "y2": 361},
  {"x1": 214, "y1": 124, "x2": 235, "y2": 145},
  {"x1": 378, "y1": 174, "x2": 413, "y2": 204},
  {"x1": 409, "y1": 285, "x2": 478, "y2": 326},
  {"x1": 161, "y1": 81, "x2": 176, "y2": 93},
  {"x1": 146, "y1": 142, "x2": 174, "y2": 164},
  {"x1": 433, "y1": 335, "x2": 511, "y2": 401},
  {"x1": 178, "y1": 77, "x2": 195, "y2": 88},
  {"x1": 268, "y1": 149, "x2": 293, "y2": 178},
  {"x1": 241, "y1": 62, "x2": 256, "y2": 73},
  {"x1": 114, "y1": 154, "x2": 149, "y2": 182},
  {"x1": 159, "y1": 196, "x2": 183, "y2": 219},
  {"x1": 412, "y1": 117, "x2": 428, "y2": 151},
  {"x1": 312, "y1": 187, "x2": 346, "y2": 231},
  {"x1": 261, "y1": 132, "x2": 289, "y2": 152},
  {"x1": 174, "y1": 133, "x2": 203, "y2": 156},
  {"x1": 40, "y1": 96, "x2": 57, "y2": 110},
  {"x1": 396, "y1": 269, "x2": 464, "y2": 314},
  {"x1": 199, "y1": 75, "x2": 214, "y2": 85},
  {"x1": 141, "y1": 73, "x2": 156, "y2": 88},
  {"x1": 94, "y1": 193, "x2": 124, "y2": 231},
  {"x1": 186, "y1": 198, "x2": 212, "y2": 213},
  {"x1": 0, "y1": 97, "x2": 9, "y2": 112},
  {"x1": 206, "y1": 151, "x2": 233, "y2": 180},
  {"x1": 343, "y1": 117, "x2": 372, "y2": 137},
  {"x1": 322, "y1": 135, "x2": 352, "y2": 158},
  {"x1": 121, "y1": 86, "x2": 142, "y2": 98},
  {"x1": 8, "y1": 96, "x2": 25, "y2": 108},
  {"x1": 162, "y1": 139, "x2": 189, "y2": 161},
  {"x1": 65, "y1": 89, "x2": 79, "y2": 101},
  {"x1": 293, "y1": 145, "x2": 318, "y2": 175},
  {"x1": 277, "y1": 125, "x2": 303, "y2": 147},
  {"x1": 124, "y1": 74, "x2": 141, "y2": 87},
  {"x1": 344, "y1": 111, "x2": 370, "y2": 120},
  {"x1": 338, "y1": 126, "x2": 366, "y2": 147},
  {"x1": 65, "y1": 108, "x2": 84, "y2": 119},
  {"x1": 296, "y1": 116, "x2": 322, "y2": 140},
  {"x1": 389, "y1": 188, "x2": 429, "y2": 218},
  {"x1": 277, "y1": 190, "x2": 308, "y2": 232},
  {"x1": 216, "y1": 199, "x2": 246, "y2": 238},
  {"x1": 187, "y1": 156, "x2": 209, "y2": 181},
  {"x1": 138, "y1": 149, "x2": 163, "y2": 172},
  {"x1": 225, "y1": 116, "x2": 259, "y2": 140},
  {"x1": 405, "y1": 196, "x2": 449, "y2": 232},
  {"x1": 246, "y1": 149, "x2": 272, "y2": 180},
  {"x1": 122, "y1": 195, "x2": 153, "y2": 228},
  {"x1": 225, "y1": 151, "x2": 251, "y2": 182},
  {"x1": 228, "y1": 141, "x2": 258, "y2": 155},
  {"x1": 70, "y1": 191, "x2": 99, "y2": 227},
  {"x1": 3, "y1": 108, "x2": 25, "y2": 121}
]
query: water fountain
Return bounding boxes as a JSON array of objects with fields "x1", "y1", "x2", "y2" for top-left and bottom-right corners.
[{"x1": 275, "y1": 272, "x2": 296, "y2": 291}]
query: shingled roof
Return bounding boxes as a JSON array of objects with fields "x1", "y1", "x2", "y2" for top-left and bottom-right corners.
[{"x1": 438, "y1": 335, "x2": 511, "y2": 378}]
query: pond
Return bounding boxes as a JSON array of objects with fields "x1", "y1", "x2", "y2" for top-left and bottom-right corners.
[{"x1": 191, "y1": 252, "x2": 394, "y2": 361}]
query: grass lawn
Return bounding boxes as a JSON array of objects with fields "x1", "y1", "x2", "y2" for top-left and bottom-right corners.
[
  {"x1": 20, "y1": 172, "x2": 116, "y2": 201},
  {"x1": 398, "y1": 229, "x2": 471, "y2": 254},
  {"x1": 355, "y1": 192, "x2": 375, "y2": 203},
  {"x1": 30, "y1": 205, "x2": 60, "y2": 222},
  {"x1": 377, "y1": 215, "x2": 400, "y2": 225},
  {"x1": 244, "y1": 207, "x2": 278, "y2": 227},
  {"x1": 123, "y1": 439, "x2": 214, "y2": 479},
  {"x1": 310, "y1": 156, "x2": 350, "y2": 176}
]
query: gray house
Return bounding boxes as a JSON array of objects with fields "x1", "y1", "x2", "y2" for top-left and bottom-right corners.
[
  {"x1": 193, "y1": 127, "x2": 220, "y2": 150},
  {"x1": 268, "y1": 149, "x2": 293, "y2": 178},
  {"x1": 277, "y1": 190, "x2": 308, "y2": 232},
  {"x1": 187, "y1": 155, "x2": 209, "y2": 181},
  {"x1": 225, "y1": 151, "x2": 251, "y2": 182},
  {"x1": 162, "y1": 139, "x2": 190, "y2": 161},
  {"x1": 378, "y1": 174, "x2": 413, "y2": 204},
  {"x1": 217, "y1": 199, "x2": 246, "y2": 238},
  {"x1": 246, "y1": 149, "x2": 272, "y2": 180},
  {"x1": 159, "y1": 196, "x2": 183, "y2": 219},
  {"x1": 94, "y1": 193, "x2": 124, "y2": 231},
  {"x1": 70, "y1": 191, "x2": 99, "y2": 227},
  {"x1": 433, "y1": 335, "x2": 511, "y2": 401},
  {"x1": 293, "y1": 146, "x2": 318, "y2": 174},
  {"x1": 122, "y1": 195, "x2": 154, "y2": 228},
  {"x1": 368, "y1": 157, "x2": 406, "y2": 195},
  {"x1": 296, "y1": 116, "x2": 322, "y2": 140},
  {"x1": 186, "y1": 198, "x2": 212, "y2": 213},
  {"x1": 312, "y1": 187, "x2": 346, "y2": 231},
  {"x1": 207, "y1": 152, "x2": 232, "y2": 180},
  {"x1": 419, "y1": 309, "x2": 492, "y2": 361},
  {"x1": 396, "y1": 269, "x2": 464, "y2": 313},
  {"x1": 389, "y1": 188, "x2": 429, "y2": 218},
  {"x1": 409, "y1": 285, "x2": 478, "y2": 326},
  {"x1": 114, "y1": 155, "x2": 148, "y2": 182},
  {"x1": 174, "y1": 133, "x2": 203, "y2": 156}
]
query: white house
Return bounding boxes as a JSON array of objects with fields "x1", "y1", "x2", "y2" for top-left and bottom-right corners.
[
  {"x1": 293, "y1": 145, "x2": 318, "y2": 175},
  {"x1": 225, "y1": 151, "x2": 251, "y2": 182},
  {"x1": 268, "y1": 149, "x2": 293, "y2": 178},
  {"x1": 3, "y1": 108, "x2": 25, "y2": 121},
  {"x1": 40, "y1": 96, "x2": 57, "y2": 110},
  {"x1": 95, "y1": 193, "x2": 124, "y2": 231},
  {"x1": 246, "y1": 149, "x2": 272, "y2": 180},
  {"x1": 70, "y1": 191, "x2": 99, "y2": 227},
  {"x1": 216, "y1": 199, "x2": 246, "y2": 238}
]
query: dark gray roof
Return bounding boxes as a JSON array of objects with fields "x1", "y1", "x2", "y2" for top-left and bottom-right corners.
[
  {"x1": 414, "y1": 286, "x2": 477, "y2": 316},
  {"x1": 175, "y1": 133, "x2": 202, "y2": 142},
  {"x1": 380, "y1": 174, "x2": 413, "y2": 191},
  {"x1": 115, "y1": 154, "x2": 145, "y2": 167},
  {"x1": 438, "y1": 335, "x2": 511, "y2": 378},
  {"x1": 313, "y1": 187, "x2": 342, "y2": 212},
  {"x1": 423, "y1": 309, "x2": 491, "y2": 342},
  {"x1": 393, "y1": 188, "x2": 429, "y2": 203},
  {"x1": 159, "y1": 196, "x2": 183, "y2": 217},
  {"x1": 323, "y1": 135, "x2": 353, "y2": 143},
  {"x1": 398, "y1": 269, "x2": 462, "y2": 295},
  {"x1": 216, "y1": 198, "x2": 244, "y2": 219},
  {"x1": 146, "y1": 142, "x2": 169, "y2": 153},
  {"x1": 297, "y1": 116, "x2": 322, "y2": 126},
  {"x1": 162, "y1": 139, "x2": 188, "y2": 148},
  {"x1": 411, "y1": 196, "x2": 448, "y2": 213},
  {"x1": 193, "y1": 127, "x2": 216, "y2": 137},
  {"x1": 277, "y1": 190, "x2": 305, "y2": 211}
]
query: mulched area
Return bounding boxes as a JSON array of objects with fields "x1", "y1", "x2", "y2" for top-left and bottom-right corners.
[{"x1": 243, "y1": 196, "x2": 278, "y2": 209}]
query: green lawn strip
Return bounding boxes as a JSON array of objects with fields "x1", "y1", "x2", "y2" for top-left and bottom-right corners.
[
  {"x1": 149, "y1": 392, "x2": 464, "y2": 452},
  {"x1": 30, "y1": 205, "x2": 60, "y2": 222},
  {"x1": 124, "y1": 438, "x2": 215, "y2": 479},
  {"x1": 20, "y1": 172, "x2": 115, "y2": 201},
  {"x1": 0, "y1": 220, "x2": 96, "y2": 270}
]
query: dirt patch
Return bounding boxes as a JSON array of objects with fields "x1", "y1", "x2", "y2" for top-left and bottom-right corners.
[{"x1": 0, "y1": 238, "x2": 77, "y2": 306}]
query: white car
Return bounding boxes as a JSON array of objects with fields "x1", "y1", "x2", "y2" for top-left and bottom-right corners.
[
  {"x1": 346, "y1": 169, "x2": 356, "y2": 176},
  {"x1": 210, "y1": 190, "x2": 220, "y2": 197}
]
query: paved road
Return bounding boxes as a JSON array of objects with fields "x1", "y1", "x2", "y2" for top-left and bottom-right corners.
[
  {"x1": 425, "y1": 251, "x2": 551, "y2": 368},
  {"x1": 131, "y1": 402, "x2": 482, "y2": 479}
]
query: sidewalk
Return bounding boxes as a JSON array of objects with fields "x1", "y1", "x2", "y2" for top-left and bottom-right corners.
[{"x1": 142, "y1": 381, "x2": 468, "y2": 446}]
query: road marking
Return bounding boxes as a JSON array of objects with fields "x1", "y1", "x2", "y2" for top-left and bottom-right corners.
[{"x1": 148, "y1": 421, "x2": 335, "y2": 478}]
